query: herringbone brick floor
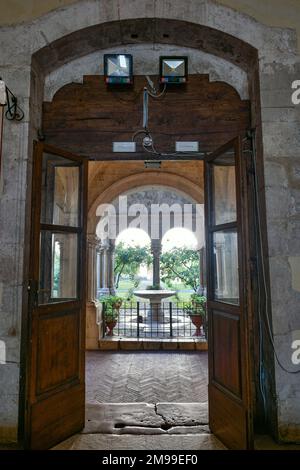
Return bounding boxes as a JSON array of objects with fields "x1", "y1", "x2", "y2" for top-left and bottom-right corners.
[{"x1": 86, "y1": 351, "x2": 208, "y2": 404}]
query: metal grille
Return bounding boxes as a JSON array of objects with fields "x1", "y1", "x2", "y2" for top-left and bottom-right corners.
[{"x1": 103, "y1": 301, "x2": 207, "y2": 339}]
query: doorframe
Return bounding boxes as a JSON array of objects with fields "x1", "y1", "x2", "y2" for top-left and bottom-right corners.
[
  {"x1": 84, "y1": 134, "x2": 257, "y2": 448},
  {"x1": 17, "y1": 18, "x2": 276, "y2": 447},
  {"x1": 19, "y1": 132, "x2": 267, "y2": 448}
]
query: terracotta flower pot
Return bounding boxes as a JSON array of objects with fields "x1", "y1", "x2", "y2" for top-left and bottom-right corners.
[
  {"x1": 105, "y1": 320, "x2": 117, "y2": 336},
  {"x1": 190, "y1": 315, "x2": 203, "y2": 337}
]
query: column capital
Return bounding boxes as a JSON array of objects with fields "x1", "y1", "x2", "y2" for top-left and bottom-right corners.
[
  {"x1": 87, "y1": 233, "x2": 101, "y2": 248},
  {"x1": 101, "y1": 238, "x2": 115, "y2": 253},
  {"x1": 101, "y1": 238, "x2": 110, "y2": 251},
  {"x1": 108, "y1": 239, "x2": 116, "y2": 252},
  {"x1": 151, "y1": 238, "x2": 162, "y2": 255}
]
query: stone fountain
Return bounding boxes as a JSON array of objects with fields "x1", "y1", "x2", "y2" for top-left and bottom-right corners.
[
  {"x1": 134, "y1": 239, "x2": 175, "y2": 322},
  {"x1": 133, "y1": 289, "x2": 176, "y2": 322}
]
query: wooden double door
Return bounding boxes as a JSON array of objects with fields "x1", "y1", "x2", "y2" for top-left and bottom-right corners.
[{"x1": 25, "y1": 137, "x2": 253, "y2": 449}]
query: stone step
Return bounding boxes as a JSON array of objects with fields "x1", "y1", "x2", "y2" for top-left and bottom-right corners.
[
  {"x1": 98, "y1": 338, "x2": 208, "y2": 351},
  {"x1": 52, "y1": 432, "x2": 226, "y2": 450},
  {"x1": 83, "y1": 402, "x2": 209, "y2": 435}
]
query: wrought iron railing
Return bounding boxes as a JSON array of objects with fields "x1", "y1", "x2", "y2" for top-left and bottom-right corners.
[{"x1": 102, "y1": 301, "x2": 207, "y2": 339}]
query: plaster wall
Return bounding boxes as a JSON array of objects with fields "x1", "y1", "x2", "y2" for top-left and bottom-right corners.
[
  {"x1": 44, "y1": 44, "x2": 248, "y2": 101},
  {"x1": 0, "y1": 0, "x2": 299, "y2": 444}
]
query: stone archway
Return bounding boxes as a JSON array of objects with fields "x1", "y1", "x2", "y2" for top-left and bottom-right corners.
[
  {"x1": 88, "y1": 172, "x2": 204, "y2": 234},
  {"x1": 28, "y1": 16, "x2": 266, "y2": 445},
  {"x1": 3, "y1": 0, "x2": 297, "y2": 445},
  {"x1": 86, "y1": 177, "x2": 205, "y2": 347}
]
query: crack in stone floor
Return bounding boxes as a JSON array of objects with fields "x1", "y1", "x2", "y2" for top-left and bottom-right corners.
[{"x1": 84, "y1": 402, "x2": 209, "y2": 435}]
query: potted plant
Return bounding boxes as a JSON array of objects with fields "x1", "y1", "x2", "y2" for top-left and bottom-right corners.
[
  {"x1": 184, "y1": 294, "x2": 207, "y2": 337},
  {"x1": 102, "y1": 295, "x2": 123, "y2": 336}
]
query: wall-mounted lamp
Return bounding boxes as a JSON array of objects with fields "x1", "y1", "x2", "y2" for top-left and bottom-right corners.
[
  {"x1": 0, "y1": 78, "x2": 24, "y2": 121},
  {"x1": 104, "y1": 54, "x2": 133, "y2": 85},
  {"x1": 159, "y1": 56, "x2": 188, "y2": 84}
]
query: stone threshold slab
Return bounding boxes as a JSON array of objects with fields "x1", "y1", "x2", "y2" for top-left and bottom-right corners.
[
  {"x1": 83, "y1": 402, "x2": 209, "y2": 435},
  {"x1": 52, "y1": 432, "x2": 226, "y2": 450}
]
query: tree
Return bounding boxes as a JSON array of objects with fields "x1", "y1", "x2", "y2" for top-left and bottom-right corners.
[
  {"x1": 160, "y1": 247, "x2": 199, "y2": 292},
  {"x1": 114, "y1": 243, "x2": 151, "y2": 288}
]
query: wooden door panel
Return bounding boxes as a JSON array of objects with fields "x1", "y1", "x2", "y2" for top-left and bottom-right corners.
[
  {"x1": 205, "y1": 136, "x2": 253, "y2": 449},
  {"x1": 36, "y1": 310, "x2": 80, "y2": 394},
  {"x1": 30, "y1": 385, "x2": 84, "y2": 450},
  {"x1": 212, "y1": 311, "x2": 241, "y2": 397},
  {"x1": 209, "y1": 386, "x2": 247, "y2": 450},
  {"x1": 26, "y1": 142, "x2": 88, "y2": 449}
]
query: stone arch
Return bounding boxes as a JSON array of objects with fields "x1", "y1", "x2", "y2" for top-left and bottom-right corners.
[
  {"x1": 30, "y1": 16, "x2": 262, "y2": 144},
  {"x1": 162, "y1": 227, "x2": 199, "y2": 250},
  {"x1": 44, "y1": 45, "x2": 249, "y2": 102},
  {"x1": 4, "y1": 1, "x2": 284, "y2": 446},
  {"x1": 32, "y1": 18, "x2": 258, "y2": 75},
  {"x1": 25, "y1": 9, "x2": 270, "y2": 440},
  {"x1": 95, "y1": 184, "x2": 204, "y2": 246},
  {"x1": 88, "y1": 171, "x2": 204, "y2": 234},
  {"x1": 116, "y1": 227, "x2": 151, "y2": 248}
]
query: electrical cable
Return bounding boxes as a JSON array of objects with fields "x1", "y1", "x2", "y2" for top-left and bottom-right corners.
[
  {"x1": 143, "y1": 88, "x2": 149, "y2": 129},
  {"x1": 252, "y1": 161, "x2": 267, "y2": 419},
  {"x1": 251, "y1": 130, "x2": 300, "y2": 375},
  {"x1": 145, "y1": 76, "x2": 167, "y2": 99},
  {"x1": 147, "y1": 83, "x2": 167, "y2": 99},
  {"x1": 132, "y1": 129, "x2": 149, "y2": 142}
]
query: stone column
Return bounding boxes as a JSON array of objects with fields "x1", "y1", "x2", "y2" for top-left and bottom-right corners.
[
  {"x1": 98, "y1": 239, "x2": 110, "y2": 297},
  {"x1": 96, "y1": 248, "x2": 101, "y2": 298},
  {"x1": 87, "y1": 234, "x2": 101, "y2": 302},
  {"x1": 198, "y1": 246, "x2": 206, "y2": 296},
  {"x1": 107, "y1": 239, "x2": 116, "y2": 295},
  {"x1": 86, "y1": 235, "x2": 102, "y2": 350},
  {"x1": 151, "y1": 239, "x2": 162, "y2": 288}
]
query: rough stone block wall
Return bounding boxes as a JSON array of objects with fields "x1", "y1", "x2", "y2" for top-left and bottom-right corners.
[
  {"x1": 260, "y1": 58, "x2": 300, "y2": 442},
  {"x1": 0, "y1": 0, "x2": 299, "y2": 444}
]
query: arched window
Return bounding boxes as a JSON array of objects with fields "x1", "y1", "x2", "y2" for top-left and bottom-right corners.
[
  {"x1": 162, "y1": 227, "x2": 198, "y2": 252},
  {"x1": 116, "y1": 228, "x2": 151, "y2": 248}
]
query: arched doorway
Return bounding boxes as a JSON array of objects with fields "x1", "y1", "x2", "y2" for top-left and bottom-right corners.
[
  {"x1": 20, "y1": 16, "x2": 271, "y2": 450},
  {"x1": 90, "y1": 186, "x2": 205, "y2": 342}
]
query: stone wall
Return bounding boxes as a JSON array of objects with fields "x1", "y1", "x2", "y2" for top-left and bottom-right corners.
[
  {"x1": 0, "y1": 0, "x2": 299, "y2": 51},
  {"x1": 260, "y1": 58, "x2": 300, "y2": 442},
  {"x1": 0, "y1": 0, "x2": 299, "y2": 444}
]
